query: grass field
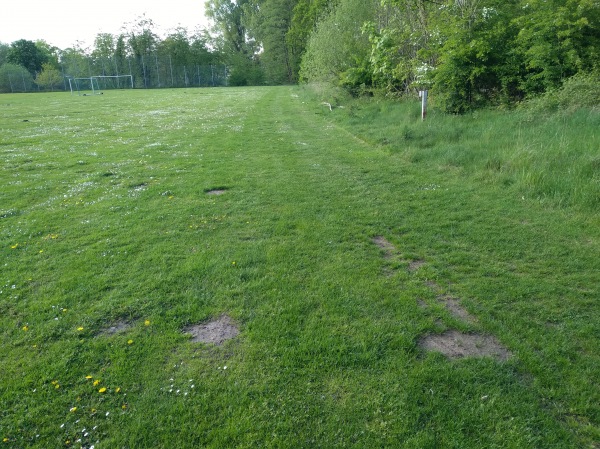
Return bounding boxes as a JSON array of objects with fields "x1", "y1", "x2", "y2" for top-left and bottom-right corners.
[{"x1": 1, "y1": 86, "x2": 598, "y2": 448}]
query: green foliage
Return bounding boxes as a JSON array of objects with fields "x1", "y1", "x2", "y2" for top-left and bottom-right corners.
[
  {"x1": 300, "y1": 0, "x2": 376, "y2": 86},
  {"x1": 287, "y1": 0, "x2": 334, "y2": 54},
  {"x1": 206, "y1": 0, "x2": 265, "y2": 85},
  {"x1": 206, "y1": 0, "x2": 255, "y2": 56},
  {"x1": 431, "y1": 2, "x2": 518, "y2": 112},
  {"x1": 0, "y1": 63, "x2": 34, "y2": 93},
  {"x1": 59, "y1": 47, "x2": 89, "y2": 79},
  {"x1": 226, "y1": 53, "x2": 265, "y2": 86},
  {"x1": 0, "y1": 42, "x2": 9, "y2": 66},
  {"x1": 521, "y1": 71, "x2": 600, "y2": 114},
  {"x1": 244, "y1": 0, "x2": 299, "y2": 84},
  {"x1": 513, "y1": 0, "x2": 600, "y2": 96},
  {"x1": 34, "y1": 63, "x2": 64, "y2": 91},
  {"x1": 302, "y1": 0, "x2": 600, "y2": 110},
  {"x1": 6, "y1": 39, "x2": 49, "y2": 76}
]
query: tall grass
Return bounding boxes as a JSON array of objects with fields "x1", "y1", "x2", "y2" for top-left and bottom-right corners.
[{"x1": 326, "y1": 94, "x2": 600, "y2": 212}]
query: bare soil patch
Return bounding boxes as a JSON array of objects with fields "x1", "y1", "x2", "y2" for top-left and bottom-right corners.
[
  {"x1": 100, "y1": 320, "x2": 132, "y2": 336},
  {"x1": 408, "y1": 259, "x2": 426, "y2": 272},
  {"x1": 438, "y1": 295, "x2": 478, "y2": 324},
  {"x1": 372, "y1": 236, "x2": 395, "y2": 258},
  {"x1": 420, "y1": 330, "x2": 512, "y2": 361},
  {"x1": 425, "y1": 280, "x2": 442, "y2": 292},
  {"x1": 205, "y1": 189, "x2": 228, "y2": 196},
  {"x1": 185, "y1": 314, "x2": 239, "y2": 345}
]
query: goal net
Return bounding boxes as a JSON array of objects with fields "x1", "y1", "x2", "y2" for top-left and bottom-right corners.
[{"x1": 68, "y1": 75, "x2": 134, "y2": 95}]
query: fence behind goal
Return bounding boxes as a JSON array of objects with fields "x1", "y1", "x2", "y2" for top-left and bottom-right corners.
[{"x1": 68, "y1": 75, "x2": 134, "y2": 95}]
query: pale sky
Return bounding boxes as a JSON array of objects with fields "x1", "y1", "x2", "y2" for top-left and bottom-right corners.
[{"x1": 0, "y1": 0, "x2": 211, "y2": 49}]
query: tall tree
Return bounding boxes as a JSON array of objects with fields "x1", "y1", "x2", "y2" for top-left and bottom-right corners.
[
  {"x1": 126, "y1": 16, "x2": 159, "y2": 87},
  {"x1": 35, "y1": 40, "x2": 60, "y2": 69},
  {"x1": 245, "y1": 0, "x2": 300, "y2": 84},
  {"x1": 0, "y1": 42, "x2": 9, "y2": 66},
  {"x1": 206, "y1": 0, "x2": 263, "y2": 85},
  {"x1": 432, "y1": 0, "x2": 522, "y2": 112},
  {"x1": 287, "y1": 0, "x2": 334, "y2": 51},
  {"x1": 59, "y1": 46, "x2": 89, "y2": 78},
  {"x1": 300, "y1": 0, "x2": 378, "y2": 87},
  {"x1": 513, "y1": 0, "x2": 600, "y2": 95},
  {"x1": 7, "y1": 39, "x2": 48, "y2": 75},
  {"x1": 0, "y1": 41, "x2": 11, "y2": 88},
  {"x1": 92, "y1": 33, "x2": 117, "y2": 76},
  {"x1": 206, "y1": 0, "x2": 254, "y2": 55},
  {"x1": 158, "y1": 28, "x2": 193, "y2": 86}
]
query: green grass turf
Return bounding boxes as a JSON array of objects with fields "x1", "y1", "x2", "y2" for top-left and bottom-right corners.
[{"x1": 1, "y1": 87, "x2": 598, "y2": 448}]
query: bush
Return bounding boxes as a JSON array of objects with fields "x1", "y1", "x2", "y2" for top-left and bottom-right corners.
[
  {"x1": 0, "y1": 63, "x2": 35, "y2": 93},
  {"x1": 522, "y1": 72, "x2": 600, "y2": 114}
]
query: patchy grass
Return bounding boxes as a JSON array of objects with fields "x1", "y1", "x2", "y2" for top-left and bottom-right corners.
[{"x1": 1, "y1": 87, "x2": 598, "y2": 448}]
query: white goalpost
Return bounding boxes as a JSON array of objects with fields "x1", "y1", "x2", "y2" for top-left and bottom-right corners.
[{"x1": 68, "y1": 75, "x2": 134, "y2": 95}]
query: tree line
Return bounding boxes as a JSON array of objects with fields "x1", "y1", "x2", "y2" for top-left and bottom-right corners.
[
  {"x1": 2, "y1": 0, "x2": 598, "y2": 111},
  {"x1": 206, "y1": 0, "x2": 599, "y2": 112},
  {"x1": 0, "y1": 17, "x2": 226, "y2": 93}
]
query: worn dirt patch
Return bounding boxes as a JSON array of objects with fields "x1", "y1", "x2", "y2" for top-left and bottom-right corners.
[
  {"x1": 205, "y1": 189, "x2": 228, "y2": 196},
  {"x1": 425, "y1": 280, "x2": 442, "y2": 292},
  {"x1": 185, "y1": 315, "x2": 239, "y2": 345},
  {"x1": 408, "y1": 259, "x2": 426, "y2": 272},
  {"x1": 438, "y1": 295, "x2": 478, "y2": 324},
  {"x1": 100, "y1": 320, "x2": 132, "y2": 336},
  {"x1": 372, "y1": 236, "x2": 395, "y2": 258},
  {"x1": 420, "y1": 330, "x2": 512, "y2": 361}
]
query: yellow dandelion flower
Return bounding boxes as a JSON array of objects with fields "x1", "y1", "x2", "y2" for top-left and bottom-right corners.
[
  {"x1": 22, "y1": 326, "x2": 29, "y2": 331},
  {"x1": 93, "y1": 379, "x2": 100, "y2": 386},
  {"x1": 10, "y1": 244, "x2": 19, "y2": 249},
  {"x1": 3, "y1": 437, "x2": 9, "y2": 442},
  {"x1": 54, "y1": 384, "x2": 60, "y2": 389},
  {"x1": 144, "y1": 320, "x2": 150, "y2": 326},
  {"x1": 85, "y1": 375, "x2": 93, "y2": 380},
  {"x1": 39, "y1": 250, "x2": 44, "y2": 253},
  {"x1": 77, "y1": 326, "x2": 84, "y2": 331},
  {"x1": 115, "y1": 387, "x2": 121, "y2": 393},
  {"x1": 69, "y1": 407, "x2": 77, "y2": 412},
  {"x1": 98, "y1": 387, "x2": 107, "y2": 393},
  {"x1": 121, "y1": 404, "x2": 127, "y2": 410},
  {"x1": 127, "y1": 339, "x2": 133, "y2": 345}
]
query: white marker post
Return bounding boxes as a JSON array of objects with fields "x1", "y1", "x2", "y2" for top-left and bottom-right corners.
[{"x1": 419, "y1": 90, "x2": 428, "y2": 121}]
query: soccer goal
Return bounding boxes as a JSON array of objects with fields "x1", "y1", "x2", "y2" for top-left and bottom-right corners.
[{"x1": 68, "y1": 75, "x2": 133, "y2": 95}]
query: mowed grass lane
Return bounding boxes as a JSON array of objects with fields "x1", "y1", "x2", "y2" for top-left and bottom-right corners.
[{"x1": 0, "y1": 87, "x2": 598, "y2": 448}]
